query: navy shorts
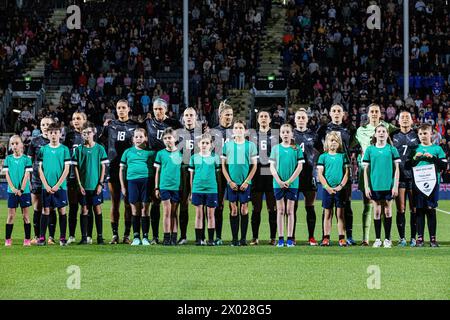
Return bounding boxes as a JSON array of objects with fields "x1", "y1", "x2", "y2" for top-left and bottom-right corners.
[
  {"x1": 399, "y1": 179, "x2": 414, "y2": 190},
  {"x1": 226, "y1": 185, "x2": 251, "y2": 203},
  {"x1": 160, "y1": 189, "x2": 181, "y2": 203},
  {"x1": 128, "y1": 178, "x2": 151, "y2": 204},
  {"x1": 414, "y1": 186, "x2": 439, "y2": 209},
  {"x1": 274, "y1": 188, "x2": 298, "y2": 201},
  {"x1": 42, "y1": 189, "x2": 68, "y2": 209},
  {"x1": 192, "y1": 193, "x2": 219, "y2": 208},
  {"x1": 8, "y1": 193, "x2": 32, "y2": 209},
  {"x1": 79, "y1": 190, "x2": 104, "y2": 207},
  {"x1": 322, "y1": 189, "x2": 345, "y2": 209},
  {"x1": 370, "y1": 190, "x2": 393, "y2": 201}
]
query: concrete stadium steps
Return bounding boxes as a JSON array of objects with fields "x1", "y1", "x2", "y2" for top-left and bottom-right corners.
[
  {"x1": 258, "y1": 4, "x2": 287, "y2": 77},
  {"x1": 46, "y1": 85, "x2": 72, "y2": 108},
  {"x1": 23, "y1": 9, "x2": 70, "y2": 108},
  {"x1": 227, "y1": 89, "x2": 253, "y2": 122}
]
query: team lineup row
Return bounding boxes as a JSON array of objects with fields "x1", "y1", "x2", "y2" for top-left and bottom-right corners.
[{"x1": 2, "y1": 100, "x2": 446, "y2": 248}]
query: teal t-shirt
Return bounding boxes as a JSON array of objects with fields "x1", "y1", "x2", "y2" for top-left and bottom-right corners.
[
  {"x1": 363, "y1": 144, "x2": 400, "y2": 191},
  {"x1": 189, "y1": 153, "x2": 221, "y2": 193},
  {"x1": 222, "y1": 140, "x2": 258, "y2": 185},
  {"x1": 317, "y1": 152, "x2": 349, "y2": 188},
  {"x1": 154, "y1": 148, "x2": 183, "y2": 191},
  {"x1": 413, "y1": 144, "x2": 447, "y2": 181},
  {"x1": 38, "y1": 144, "x2": 71, "y2": 190},
  {"x1": 2, "y1": 154, "x2": 33, "y2": 193},
  {"x1": 269, "y1": 144, "x2": 305, "y2": 189},
  {"x1": 73, "y1": 143, "x2": 109, "y2": 190},
  {"x1": 120, "y1": 146, "x2": 156, "y2": 181}
]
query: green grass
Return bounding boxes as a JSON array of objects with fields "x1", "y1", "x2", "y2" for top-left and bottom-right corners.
[{"x1": 0, "y1": 200, "x2": 449, "y2": 300}]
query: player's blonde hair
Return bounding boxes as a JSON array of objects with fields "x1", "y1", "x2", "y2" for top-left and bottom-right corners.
[
  {"x1": 323, "y1": 132, "x2": 343, "y2": 153},
  {"x1": 219, "y1": 100, "x2": 233, "y2": 116}
]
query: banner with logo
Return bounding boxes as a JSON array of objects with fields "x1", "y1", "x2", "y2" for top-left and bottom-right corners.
[{"x1": 413, "y1": 164, "x2": 437, "y2": 197}]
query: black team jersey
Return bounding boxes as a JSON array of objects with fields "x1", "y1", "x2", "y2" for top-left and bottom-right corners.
[
  {"x1": 393, "y1": 129, "x2": 419, "y2": 181},
  {"x1": 294, "y1": 128, "x2": 320, "y2": 178},
  {"x1": 317, "y1": 122, "x2": 352, "y2": 156},
  {"x1": 177, "y1": 126, "x2": 200, "y2": 166},
  {"x1": 249, "y1": 129, "x2": 279, "y2": 177},
  {"x1": 212, "y1": 125, "x2": 232, "y2": 156},
  {"x1": 64, "y1": 130, "x2": 84, "y2": 181},
  {"x1": 145, "y1": 117, "x2": 182, "y2": 151},
  {"x1": 99, "y1": 119, "x2": 141, "y2": 169},
  {"x1": 27, "y1": 135, "x2": 50, "y2": 186}
]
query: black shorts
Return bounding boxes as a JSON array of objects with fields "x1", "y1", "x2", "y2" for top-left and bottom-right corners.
[
  {"x1": 298, "y1": 174, "x2": 318, "y2": 192},
  {"x1": 399, "y1": 179, "x2": 414, "y2": 190},
  {"x1": 107, "y1": 165, "x2": 120, "y2": 184},
  {"x1": 252, "y1": 166, "x2": 273, "y2": 192},
  {"x1": 414, "y1": 185, "x2": 439, "y2": 209},
  {"x1": 370, "y1": 190, "x2": 393, "y2": 201},
  {"x1": 31, "y1": 182, "x2": 42, "y2": 195}
]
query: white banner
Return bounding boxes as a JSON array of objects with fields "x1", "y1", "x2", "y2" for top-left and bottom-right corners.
[{"x1": 413, "y1": 164, "x2": 437, "y2": 197}]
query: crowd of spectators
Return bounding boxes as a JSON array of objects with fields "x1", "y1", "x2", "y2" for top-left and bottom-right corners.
[
  {"x1": 279, "y1": 0, "x2": 449, "y2": 154},
  {"x1": 11, "y1": 0, "x2": 270, "y2": 132}
]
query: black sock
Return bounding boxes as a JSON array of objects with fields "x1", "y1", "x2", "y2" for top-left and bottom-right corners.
[
  {"x1": 33, "y1": 210, "x2": 41, "y2": 237},
  {"x1": 374, "y1": 219, "x2": 382, "y2": 239},
  {"x1": 68, "y1": 204, "x2": 78, "y2": 237},
  {"x1": 306, "y1": 205, "x2": 316, "y2": 239},
  {"x1": 171, "y1": 232, "x2": 177, "y2": 243},
  {"x1": 49, "y1": 210, "x2": 57, "y2": 238},
  {"x1": 87, "y1": 207, "x2": 94, "y2": 238},
  {"x1": 384, "y1": 217, "x2": 392, "y2": 240},
  {"x1": 24, "y1": 223, "x2": 31, "y2": 239},
  {"x1": 124, "y1": 219, "x2": 131, "y2": 238},
  {"x1": 80, "y1": 215, "x2": 88, "y2": 240},
  {"x1": 287, "y1": 236, "x2": 293, "y2": 241},
  {"x1": 208, "y1": 228, "x2": 214, "y2": 242},
  {"x1": 141, "y1": 216, "x2": 150, "y2": 239},
  {"x1": 240, "y1": 214, "x2": 249, "y2": 241},
  {"x1": 230, "y1": 214, "x2": 239, "y2": 241},
  {"x1": 251, "y1": 210, "x2": 261, "y2": 239},
  {"x1": 6, "y1": 223, "x2": 13, "y2": 239},
  {"x1": 111, "y1": 222, "x2": 118, "y2": 237},
  {"x1": 416, "y1": 209, "x2": 425, "y2": 239},
  {"x1": 323, "y1": 235, "x2": 330, "y2": 240},
  {"x1": 279, "y1": 236, "x2": 284, "y2": 241},
  {"x1": 195, "y1": 229, "x2": 201, "y2": 242},
  {"x1": 59, "y1": 214, "x2": 67, "y2": 239},
  {"x1": 410, "y1": 211, "x2": 417, "y2": 239},
  {"x1": 269, "y1": 210, "x2": 277, "y2": 239},
  {"x1": 215, "y1": 207, "x2": 223, "y2": 239},
  {"x1": 95, "y1": 214, "x2": 103, "y2": 238},
  {"x1": 150, "y1": 203, "x2": 160, "y2": 239},
  {"x1": 163, "y1": 232, "x2": 170, "y2": 242},
  {"x1": 40, "y1": 214, "x2": 49, "y2": 238},
  {"x1": 396, "y1": 212, "x2": 405, "y2": 239},
  {"x1": 131, "y1": 215, "x2": 140, "y2": 239},
  {"x1": 344, "y1": 202, "x2": 353, "y2": 238},
  {"x1": 339, "y1": 234, "x2": 345, "y2": 240},
  {"x1": 179, "y1": 209, "x2": 189, "y2": 239},
  {"x1": 427, "y1": 209, "x2": 437, "y2": 240}
]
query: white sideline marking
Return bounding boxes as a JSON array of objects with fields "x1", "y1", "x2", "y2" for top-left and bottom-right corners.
[{"x1": 436, "y1": 209, "x2": 450, "y2": 215}]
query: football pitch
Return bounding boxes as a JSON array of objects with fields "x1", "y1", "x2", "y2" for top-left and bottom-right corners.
[{"x1": 0, "y1": 200, "x2": 449, "y2": 300}]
